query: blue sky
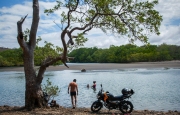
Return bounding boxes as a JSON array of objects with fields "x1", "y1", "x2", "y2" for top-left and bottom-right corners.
[
  {"x1": 0, "y1": 0, "x2": 22, "y2": 7},
  {"x1": 0, "y1": 0, "x2": 180, "y2": 48}
]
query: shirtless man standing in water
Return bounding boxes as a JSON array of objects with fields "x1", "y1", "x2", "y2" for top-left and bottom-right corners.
[{"x1": 68, "y1": 79, "x2": 78, "y2": 108}]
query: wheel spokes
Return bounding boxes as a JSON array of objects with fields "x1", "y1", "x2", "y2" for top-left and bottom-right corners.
[{"x1": 122, "y1": 103, "x2": 130, "y2": 112}]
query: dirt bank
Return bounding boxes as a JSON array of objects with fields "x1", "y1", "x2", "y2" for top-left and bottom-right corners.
[{"x1": 0, "y1": 105, "x2": 180, "y2": 115}]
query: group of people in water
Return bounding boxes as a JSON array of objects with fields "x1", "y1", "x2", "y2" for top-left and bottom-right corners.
[
  {"x1": 67, "y1": 79, "x2": 96, "y2": 109},
  {"x1": 86, "y1": 81, "x2": 96, "y2": 89}
]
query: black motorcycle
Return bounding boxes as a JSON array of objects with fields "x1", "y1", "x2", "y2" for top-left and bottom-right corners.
[{"x1": 91, "y1": 84, "x2": 134, "y2": 113}]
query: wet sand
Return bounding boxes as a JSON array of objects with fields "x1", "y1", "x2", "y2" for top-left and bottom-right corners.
[{"x1": 0, "y1": 61, "x2": 180, "y2": 71}]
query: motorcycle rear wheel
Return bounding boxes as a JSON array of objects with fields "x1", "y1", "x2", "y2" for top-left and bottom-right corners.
[
  {"x1": 119, "y1": 101, "x2": 133, "y2": 113},
  {"x1": 91, "y1": 101, "x2": 102, "y2": 112}
]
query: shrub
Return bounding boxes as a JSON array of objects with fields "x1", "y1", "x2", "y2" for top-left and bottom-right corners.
[{"x1": 42, "y1": 78, "x2": 60, "y2": 101}]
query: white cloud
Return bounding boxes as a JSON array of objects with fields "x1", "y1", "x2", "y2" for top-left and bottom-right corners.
[
  {"x1": 149, "y1": 25, "x2": 180, "y2": 44},
  {"x1": 155, "y1": 0, "x2": 180, "y2": 24},
  {"x1": 38, "y1": 31, "x2": 62, "y2": 47},
  {"x1": 0, "y1": 3, "x2": 32, "y2": 16},
  {"x1": 0, "y1": 0, "x2": 180, "y2": 49}
]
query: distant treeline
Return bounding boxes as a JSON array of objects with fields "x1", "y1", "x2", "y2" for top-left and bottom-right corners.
[
  {"x1": 0, "y1": 47, "x2": 9, "y2": 52},
  {"x1": 0, "y1": 48, "x2": 23, "y2": 67},
  {"x1": 0, "y1": 45, "x2": 62, "y2": 67},
  {"x1": 68, "y1": 43, "x2": 180, "y2": 63},
  {"x1": 0, "y1": 43, "x2": 180, "y2": 67}
]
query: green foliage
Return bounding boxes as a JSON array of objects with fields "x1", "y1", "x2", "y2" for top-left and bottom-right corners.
[
  {"x1": 0, "y1": 48, "x2": 23, "y2": 67},
  {"x1": 1, "y1": 43, "x2": 180, "y2": 66},
  {"x1": 45, "y1": 0, "x2": 163, "y2": 46},
  {"x1": 21, "y1": 28, "x2": 63, "y2": 66},
  {"x1": 0, "y1": 55, "x2": 13, "y2": 66},
  {"x1": 68, "y1": 44, "x2": 180, "y2": 63},
  {"x1": 44, "y1": 1, "x2": 63, "y2": 15},
  {"x1": 23, "y1": 28, "x2": 63, "y2": 66},
  {"x1": 34, "y1": 41, "x2": 63, "y2": 66},
  {"x1": 68, "y1": 33, "x2": 88, "y2": 51},
  {"x1": 0, "y1": 43, "x2": 63, "y2": 67},
  {"x1": 42, "y1": 78, "x2": 60, "y2": 100},
  {"x1": 0, "y1": 39, "x2": 63, "y2": 66},
  {"x1": 68, "y1": 47, "x2": 98, "y2": 62}
]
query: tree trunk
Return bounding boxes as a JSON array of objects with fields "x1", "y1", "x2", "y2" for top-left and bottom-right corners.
[
  {"x1": 17, "y1": 0, "x2": 72, "y2": 110},
  {"x1": 23, "y1": 50, "x2": 45, "y2": 110},
  {"x1": 17, "y1": 0, "x2": 48, "y2": 110},
  {"x1": 25, "y1": 79, "x2": 44, "y2": 110}
]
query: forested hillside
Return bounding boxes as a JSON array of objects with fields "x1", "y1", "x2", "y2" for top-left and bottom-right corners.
[
  {"x1": 0, "y1": 43, "x2": 180, "y2": 67},
  {"x1": 68, "y1": 43, "x2": 180, "y2": 63}
]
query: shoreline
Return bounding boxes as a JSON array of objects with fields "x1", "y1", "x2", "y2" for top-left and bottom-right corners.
[
  {"x1": 0, "y1": 105, "x2": 180, "y2": 115},
  {"x1": 0, "y1": 61, "x2": 180, "y2": 71}
]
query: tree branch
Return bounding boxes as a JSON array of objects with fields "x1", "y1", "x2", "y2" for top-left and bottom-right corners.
[
  {"x1": 60, "y1": 0, "x2": 79, "y2": 68},
  {"x1": 67, "y1": 30, "x2": 74, "y2": 45},
  {"x1": 36, "y1": 56, "x2": 74, "y2": 84},
  {"x1": 29, "y1": 0, "x2": 40, "y2": 49},
  {"x1": 17, "y1": 14, "x2": 29, "y2": 51},
  {"x1": 65, "y1": 0, "x2": 79, "y2": 31}
]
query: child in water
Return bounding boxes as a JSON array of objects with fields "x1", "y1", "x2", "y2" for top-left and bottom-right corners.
[{"x1": 87, "y1": 84, "x2": 89, "y2": 88}]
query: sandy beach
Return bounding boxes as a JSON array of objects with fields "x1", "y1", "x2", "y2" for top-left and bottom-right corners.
[
  {"x1": 0, "y1": 105, "x2": 180, "y2": 115},
  {"x1": 0, "y1": 106, "x2": 180, "y2": 115},
  {"x1": 0, "y1": 61, "x2": 180, "y2": 71}
]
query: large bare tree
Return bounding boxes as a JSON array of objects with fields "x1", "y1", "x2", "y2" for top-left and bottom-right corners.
[{"x1": 17, "y1": 0, "x2": 162, "y2": 109}]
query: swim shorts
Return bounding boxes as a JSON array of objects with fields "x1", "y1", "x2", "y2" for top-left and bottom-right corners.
[{"x1": 70, "y1": 92, "x2": 76, "y2": 96}]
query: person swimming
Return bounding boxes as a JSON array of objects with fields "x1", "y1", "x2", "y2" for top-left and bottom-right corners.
[{"x1": 91, "y1": 81, "x2": 96, "y2": 89}]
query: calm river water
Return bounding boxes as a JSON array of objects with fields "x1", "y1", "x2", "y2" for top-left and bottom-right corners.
[{"x1": 0, "y1": 66, "x2": 180, "y2": 111}]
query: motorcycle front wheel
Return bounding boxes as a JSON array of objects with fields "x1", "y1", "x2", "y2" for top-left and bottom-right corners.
[
  {"x1": 91, "y1": 101, "x2": 103, "y2": 112},
  {"x1": 119, "y1": 101, "x2": 133, "y2": 113}
]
